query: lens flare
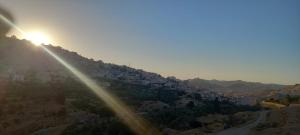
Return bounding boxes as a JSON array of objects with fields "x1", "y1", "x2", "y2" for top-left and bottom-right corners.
[
  {"x1": 0, "y1": 14, "x2": 26, "y2": 35},
  {"x1": 43, "y1": 47, "x2": 159, "y2": 135},
  {"x1": 0, "y1": 13, "x2": 160, "y2": 135}
]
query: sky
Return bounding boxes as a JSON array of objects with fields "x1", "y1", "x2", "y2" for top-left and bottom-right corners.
[{"x1": 0, "y1": 0, "x2": 299, "y2": 84}]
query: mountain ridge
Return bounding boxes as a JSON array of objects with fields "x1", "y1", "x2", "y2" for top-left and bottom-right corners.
[{"x1": 0, "y1": 36, "x2": 288, "y2": 97}]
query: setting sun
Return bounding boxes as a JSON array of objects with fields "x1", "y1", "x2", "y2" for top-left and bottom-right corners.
[{"x1": 25, "y1": 31, "x2": 51, "y2": 45}]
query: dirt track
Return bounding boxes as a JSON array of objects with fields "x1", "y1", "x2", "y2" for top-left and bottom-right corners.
[{"x1": 210, "y1": 111, "x2": 268, "y2": 135}]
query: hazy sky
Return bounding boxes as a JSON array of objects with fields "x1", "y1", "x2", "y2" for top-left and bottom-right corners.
[{"x1": 0, "y1": 0, "x2": 299, "y2": 84}]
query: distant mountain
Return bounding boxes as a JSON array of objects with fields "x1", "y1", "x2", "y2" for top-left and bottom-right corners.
[
  {"x1": 185, "y1": 78, "x2": 285, "y2": 94},
  {"x1": 185, "y1": 78, "x2": 286, "y2": 104},
  {"x1": 276, "y1": 84, "x2": 300, "y2": 96},
  {"x1": 266, "y1": 84, "x2": 300, "y2": 100}
]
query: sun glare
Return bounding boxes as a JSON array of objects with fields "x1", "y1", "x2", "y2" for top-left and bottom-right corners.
[
  {"x1": 25, "y1": 31, "x2": 51, "y2": 45},
  {"x1": 0, "y1": 13, "x2": 159, "y2": 135}
]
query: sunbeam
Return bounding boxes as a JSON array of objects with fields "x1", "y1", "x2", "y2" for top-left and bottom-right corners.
[
  {"x1": 0, "y1": 13, "x2": 160, "y2": 135},
  {"x1": 0, "y1": 14, "x2": 26, "y2": 36},
  {"x1": 42, "y1": 47, "x2": 159, "y2": 135}
]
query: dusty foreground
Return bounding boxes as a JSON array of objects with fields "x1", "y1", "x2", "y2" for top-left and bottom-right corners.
[
  {"x1": 209, "y1": 111, "x2": 268, "y2": 135},
  {"x1": 249, "y1": 105, "x2": 300, "y2": 135},
  {"x1": 206, "y1": 105, "x2": 300, "y2": 135},
  {"x1": 0, "y1": 80, "x2": 67, "y2": 135}
]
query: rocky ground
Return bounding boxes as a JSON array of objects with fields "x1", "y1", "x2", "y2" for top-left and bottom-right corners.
[
  {"x1": 162, "y1": 111, "x2": 258, "y2": 135},
  {"x1": 250, "y1": 106, "x2": 300, "y2": 135}
]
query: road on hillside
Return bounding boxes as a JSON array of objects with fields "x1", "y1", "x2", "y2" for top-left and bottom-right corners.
[{"x1": 210, "y1": 111, "x2": 268, "y2": 135}]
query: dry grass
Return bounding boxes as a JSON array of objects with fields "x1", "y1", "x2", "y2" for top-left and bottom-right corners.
[{"x1": 0, "y1": 81, "x2": 67, "y2": 135}]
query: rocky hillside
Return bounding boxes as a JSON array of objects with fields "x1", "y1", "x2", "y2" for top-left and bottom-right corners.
[
  {"x1": 1, "y1": 37, "x2": 288, "y2": 104},
  {"x1": 0, "y1": 37, "x2": 263, "y2": 135},
  {"x1": 0, "y1": 78, "x2": 67, "y2": 135},
  {"x1": 0, "y1": 37, "x2": 192, "y2": 92}
]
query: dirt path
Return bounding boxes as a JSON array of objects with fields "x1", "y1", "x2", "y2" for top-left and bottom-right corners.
[{"x1": 210, "y1": 111, "x2": 268, "y2": 135}]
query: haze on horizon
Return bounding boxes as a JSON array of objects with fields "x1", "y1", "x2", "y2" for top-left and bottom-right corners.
[{"x1": 0, "y1": 0, "x2": 299, "y2": 85}]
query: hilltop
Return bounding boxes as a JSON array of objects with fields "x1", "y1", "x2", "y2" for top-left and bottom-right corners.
[
  {"x1": 0, "y1": 37, "x2": 265, "y2": 135},
  {"x1": 0, "y1": 36, "x2": 192, "y2": 93},
  {"x1": 0, "y1": 37, "x2": 287, "y2": 102}
]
